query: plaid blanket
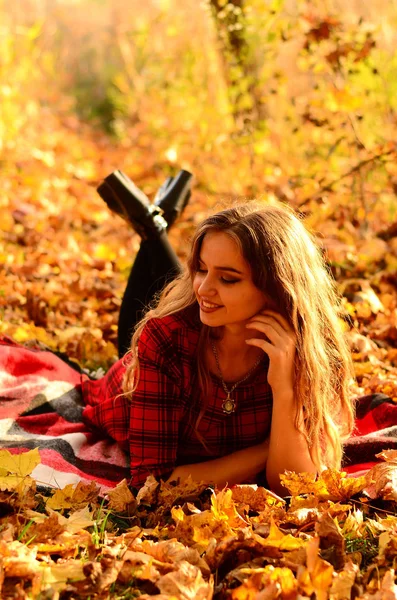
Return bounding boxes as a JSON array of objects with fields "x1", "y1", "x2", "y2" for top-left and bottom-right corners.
[
  {"x1": 0, "y1": 335, "x2": 396, "y2": 490},
  {"x1": 0, "y1": 336, "x2": 129, "y2": 491}
]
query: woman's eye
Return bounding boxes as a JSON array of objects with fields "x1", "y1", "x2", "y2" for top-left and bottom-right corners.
[{"x1": 221, "y1": 278, "x2": 239, "y2": 284}]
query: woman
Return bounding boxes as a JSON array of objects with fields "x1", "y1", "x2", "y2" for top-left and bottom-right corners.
[{"x1": 82, "y1": 197, "x2": 355, "y2": 496}]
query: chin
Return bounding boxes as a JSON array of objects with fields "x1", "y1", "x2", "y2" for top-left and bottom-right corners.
[{"x1": 199, "y1": 311, "x2": 223, "y2": 327}]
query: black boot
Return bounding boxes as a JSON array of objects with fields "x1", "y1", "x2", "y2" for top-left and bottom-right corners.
[
  {"x1": 153, "y1": 176, "x2": 174, "y2": 204},
  {"x1": 154, "y1": 170, "x2": 192, "y2": 228},
  {"x1": 97, "y1": 170, "x2": 167, "y2": 239}
]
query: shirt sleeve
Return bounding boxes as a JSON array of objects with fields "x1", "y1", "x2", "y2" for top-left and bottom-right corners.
[
  {"x1": 128, "y1": 318, "x2": 183, "y2": 486},
  {"x1": 81, "y1": 358, "x2": 130, "y2": 448}
]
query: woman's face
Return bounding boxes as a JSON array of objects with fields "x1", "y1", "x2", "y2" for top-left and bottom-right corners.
[{"x1": 193, "y1": 231, "x2": 270, "y2": 329}]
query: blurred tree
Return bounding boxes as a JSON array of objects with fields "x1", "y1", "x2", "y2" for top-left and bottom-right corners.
[{"x1": 208, "y1": 0, "x2": 266, "y2": 133}]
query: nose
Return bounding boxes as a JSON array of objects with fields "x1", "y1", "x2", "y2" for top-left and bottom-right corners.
[{"x1": 197, "y1": 273, "x2": 216, "y2": 296}]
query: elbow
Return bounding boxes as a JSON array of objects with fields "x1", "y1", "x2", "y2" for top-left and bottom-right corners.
[
  {"x1": 266, "y1": 464, "x2": 318, "y2": 498},
  {"x1": 266, "y1": 469, "x2": 290, "y2": 497},
  {"x1": 167, "y1": 466, "x2": 182, "y2": 483}
]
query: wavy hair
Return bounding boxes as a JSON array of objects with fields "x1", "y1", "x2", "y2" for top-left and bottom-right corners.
[{"x1": 123, "y1": 201, "x2": 355, "y2": 470}]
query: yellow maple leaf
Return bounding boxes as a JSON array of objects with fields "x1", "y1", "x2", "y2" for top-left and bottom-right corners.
[
  {"x1": 257, "y1": 516, "x2": 306, "y2": 551},
  {"x1": 46, "y1": 481, "x2": 99, "y2": 510},
  {"x1": 0, "y1": 474, "x2": 36, "y2": 495},
  {"x1": 211, "y1": 488, "x2": 247, "y2": 528},
  {"x1": 0, "y1": 449, "x2": 40, "y2": 495},
  {"x1": 46, "y1": 484, "x2": 77, "y2": 510},
  {"x1": 158, "y1": 475, "x2": 210, "y2": 510},
  {"x1": 231, "y1": 572, "x2": 264, "y2": 600},
  {"x1": 377, "y1": 449, "x2": 397, "y2": 462},
  {"x1": 232, "y1": 566, "x2": 298, "y2": 600},
  {"x1": 231, "y1": 484, "x2": 285, "y2": 512},
  {"x1": 367, "y1": 460, "x2": 397, "y2": 502},
  {"x1": 55, "y1": 506, "x2": 94, "y2": 534},
  {"x1": 171, "y1": 505, "x2": 233, "y2": 551},
  {"x1": 26, "y1": 506, "x2": 94, "y2": 535},
  {"x1": 281, "y1": 469, "x2": 368, "y2": 502},
  {"x1": 320, "y1": 469, "x2": 369, "y2": 501},
  {"x1": 280, "y1": 470, "x2": 327, "y2": 497},
  {"x1": 0, "y1": 448, "x2": 41, "y2": 477},
  {"x1": 155, "y1": 559, "x2": 213, "y2": 599},
  {"x1": 303, "y1": 536, "x2": 334, "y2": 600}
]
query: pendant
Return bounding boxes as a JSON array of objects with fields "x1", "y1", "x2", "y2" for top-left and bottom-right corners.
[{"x1": 222, "y1": 394, "x2": 236, "y2": 415}]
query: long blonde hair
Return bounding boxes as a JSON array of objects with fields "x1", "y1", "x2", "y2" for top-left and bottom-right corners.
[{"x1": 124, "y1": 201, "x2": 355, "y2": 470}]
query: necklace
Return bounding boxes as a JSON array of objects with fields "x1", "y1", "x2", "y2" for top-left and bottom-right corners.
[{"x1": 211, "y1": 341, "x2": 263, "y2": 415}]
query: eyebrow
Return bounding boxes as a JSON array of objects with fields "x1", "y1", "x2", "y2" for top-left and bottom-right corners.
[{"x1": 198, "y1": 259, "x2": 243, "y2": 275}]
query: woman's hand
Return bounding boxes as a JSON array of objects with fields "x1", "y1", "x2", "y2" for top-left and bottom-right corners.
[
  {"x1": 168, "y1": 438, "x2": 269, "y2": 487},
  {"x1": 246, "y1": 310, "x2": 317, "y2": 496},
  {"x1": 245, "y1": 310, "x2": 297, "y2": 394}
]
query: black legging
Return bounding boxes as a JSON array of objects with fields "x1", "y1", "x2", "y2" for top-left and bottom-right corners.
[{"x1": 118, "y1": 231, "x2": 182, "y2": 357}]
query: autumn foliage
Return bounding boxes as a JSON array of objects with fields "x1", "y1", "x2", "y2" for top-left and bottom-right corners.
[
  {"x1": 2, "y1": 0, "x2": 397, "y2": 597},
  {"x1": 1, "y1": 448, "x2": 397, "y2": 598}
]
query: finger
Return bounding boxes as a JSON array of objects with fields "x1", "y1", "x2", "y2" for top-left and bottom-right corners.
[
  {"x1": 245, "y1": 337, "x2": 273, "y2": 352},
  {"x1": 246, "y1": 322, "x2": 284, "y2": 346},
  {"x1": 245, "y1": 337, "x2": 291, "y2": 360},
  {"x1": 247, "y1": 317, "x2": 285, "y2": 337},
  {"x1": 247, "y1": 314, "x2": 286, "y2": 334},
  {"x1": 254, "y1": 310, "x2": 292, "y2": 332},
  {"x1": 248, "y1": 315, "x2": 297, "y2": 343}
]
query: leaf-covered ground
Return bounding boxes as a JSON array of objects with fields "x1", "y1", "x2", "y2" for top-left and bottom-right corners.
[
  {"x1": 2, "y1": 111, "x2": 397, "y2": 599},
  {"x1": 2, "y1": 111, "x2": 397, "y2": 396},
  {"x1": 2, "y1": 447, "x2": 397, "y2": 599}
]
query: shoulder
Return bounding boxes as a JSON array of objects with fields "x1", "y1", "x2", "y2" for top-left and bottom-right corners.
[{"x1": 138, "y1": 306, "x2": 200, "y2": 359}]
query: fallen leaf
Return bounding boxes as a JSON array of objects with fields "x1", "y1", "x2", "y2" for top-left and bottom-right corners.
[
  {"x1": 46, "y1": 481, "x2": 99, "y2": 510},
  {"x1": 0, "y1": 448, "x2": 41, "y2": 477},
  {"x1": 367, "y1": 459, "x2": 397, "y2": 502},
  {"x1": 329, "y1": 560, "x2": 358, "y2": 600},
  {"x1": 136, "y1": 474, "x2": 160, "y2": 506},
  {"x1": 155, "y1": 560, "x2": 213, "y2": 600},
  {"x1": 315, "y1": 512, "x2": 345, "y2": 570},
  {"x1": 231, "y1": 484, "x2": 285, "y2": 513},
  {"x1": 300, "y1": 536, "x2": 334, "y2": 600},
  {"x1": 107, "y1": 478, "x2": 137, "y2": 512}
]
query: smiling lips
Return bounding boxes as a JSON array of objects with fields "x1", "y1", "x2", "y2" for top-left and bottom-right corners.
[{"x1": 200, "y1": 299, "x2": 222, "y2": 313}]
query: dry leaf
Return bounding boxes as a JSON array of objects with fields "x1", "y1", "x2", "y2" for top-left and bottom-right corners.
[
  {"x1": 158, "y1": 475, "x2": 210, "y2": 510},
  {"x1": 329, "y1": 561, "x2": 358, "y2": 600},
  {"x1": 136, "y1": 474, "x2": 160, "y2": 506},
  {"x1": 107, "y1": 478, "x2": 137, "y2": 512},
  {"x1": 133, "y1": 538, "x2": 211, "y2": 577},
  {"x1": 280, "y1": 470, "x2": 327, "y2": 497},
  {"x1": 281, "y1": 469, "x2": 369, "y2": 502},
  {"x1": 155, "y1": 560, "x2": 213, "y2": 600},
  {"x1": 300, "y1": 536, "x2": 334, "y2": 600},
  {"x1": 367, "y1": 459, "x2": 397, "y2": 502},
  {"x1": 46, "y1": 481, "x2": 99, "y2": 510},
  {"x1": 211, "y1": 488, "x2": 248, "y2": 528},
  {"x1": 20, "y1": 513, "x2": 65, "y2": 543},
  {"x1": 231, "y1": 485, "x2": 285, "y2": 513},
  {"x1": 315, "y1": 512, "x2": 345, "y2": 570},
  {"x1": 321, "y1": 469, "x2": 370, "y2": 502},
  {"x1": 259, "y1": 517, "x2": 306, "y2": 551},
  {"x1": 0, "y1": 448, "x2": 41, "y2": 477}
]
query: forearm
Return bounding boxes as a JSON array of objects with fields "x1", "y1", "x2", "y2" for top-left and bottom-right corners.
[
  {"x1": 266, "y1": 391, "x2": 317, "y2": 496},
  {"x1": 168, "y1": 440, "x2": 268, "y2": 487}
]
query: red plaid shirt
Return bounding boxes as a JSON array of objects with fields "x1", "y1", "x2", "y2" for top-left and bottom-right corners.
[{"x1": 82, "y1": 307, "x2": 272, "y2": 486}]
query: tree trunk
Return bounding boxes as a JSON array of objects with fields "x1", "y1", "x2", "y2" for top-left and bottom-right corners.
[{"x1": 209, "y1": 0, "x2": 265, "y2": 134}]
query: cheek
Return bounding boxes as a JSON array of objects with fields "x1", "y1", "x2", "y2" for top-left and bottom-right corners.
[
  {"x1": 192, "y1": 274, "x2": 202, "y2": 293},
  {"x1": 238, "y1": 289, "x2": 268, "y2": 311}
]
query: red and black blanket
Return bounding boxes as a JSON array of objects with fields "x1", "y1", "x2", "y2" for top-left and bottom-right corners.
[{"x1": 0, "y1": 335, "x2": 396, "y2": 491}]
